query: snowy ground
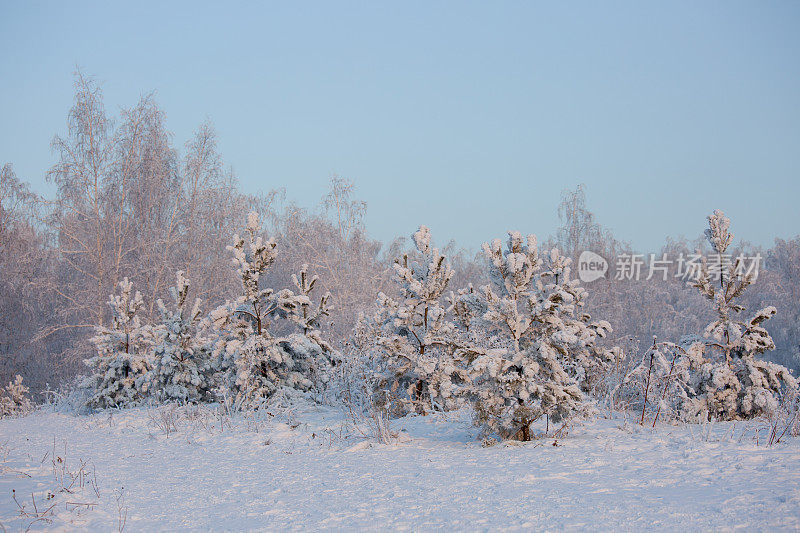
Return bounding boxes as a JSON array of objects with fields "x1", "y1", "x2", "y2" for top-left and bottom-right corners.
[{"x1": 1, "y1": 398, "x2": 799, "y2": 532}]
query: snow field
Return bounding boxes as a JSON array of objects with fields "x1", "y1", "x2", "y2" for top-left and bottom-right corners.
[{"x1": 1, "y1": 400, "x2": 799, "y2": 531}]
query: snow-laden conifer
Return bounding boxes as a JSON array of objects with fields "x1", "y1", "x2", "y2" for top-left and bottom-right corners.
[
  {"x1": 624, "y1": 212, "x2": 798, "y2": 423},
  {"x1": 149, "y1": 271, "x2": 209, "y2": 403},
  {"x1": 528, "y1": 248, "x2": 616, "y2": 422},
  {"x1": 83, "y1": 278, "x2": 154, "y2": 409},
  {"x1": 374, "y1": 226, "x2": 467, "y2": 414},
  {"x1": 290, "y1": 263, "x2": 333, "y2": 352},
  {"x1": 463, "y1": 233, "x2": 617, "y2": 440},
  {"x1": 465, "y1": 232, "x2": 544, "y2": 439},
  {"x1": 0, "y1": 375, "x2": 32, "y2": 417},
  {"x1": 210, "y1": 212, "x2": 336, "y2": 408},
  {"x1": 682, "y1": 210, "x2": 797, "y2": 419}
]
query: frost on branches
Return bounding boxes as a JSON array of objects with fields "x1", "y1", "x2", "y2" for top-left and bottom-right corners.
[
  {"x1": 683, "y1": 210, "x2": 797, "y2": 420},
  {"x1": 463, "y1": 233, "x2": 617, "y2": 441},
  {"x1": 620, "y1": 337, "x2": 697, "y2": 424},
  {"x1": 149, "y1": 271, "x2": 210, "y2": 403},
  {"x1": 210, "y1": 212, "x2": 335, "y2": 408},
  {"x1": 83, "y1": 278, "x2": 154, "y2": 409},
  {"x1": 374, "y1": 226, "x2": 467, "y2": 415},
  {"x1": 0, "y1": 375, "x2": 32, "y2": 417}
]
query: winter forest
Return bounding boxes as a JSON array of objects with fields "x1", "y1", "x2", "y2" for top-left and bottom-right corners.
[
  {"x1": 3, "y1": 74, "x2": 799, "y2": 414},
  {"x1": 2, "y1": 72, "x2": 800, "y2": 530}
]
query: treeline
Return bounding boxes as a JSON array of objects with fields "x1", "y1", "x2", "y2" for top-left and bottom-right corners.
[{"x1": 1, "y1": 73, "x2": 799, "y2": 399}]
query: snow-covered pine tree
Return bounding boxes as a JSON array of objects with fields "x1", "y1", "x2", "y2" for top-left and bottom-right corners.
[
  {"x1": 683, "y1": 210, "x2": 797, "y2": 420},
  {"x1": 149, "y1": 271, "x2": 209, "y2": 403},
  {"x1": 374, "y1": 225, "x2": 466, "y2": 415},
  {"x1": 528, "y1": 248, "x2": 616, "y2": 423},
  {"x1": 0, "y1": 375, "x2": 32, "y2": 417},
  {"x1": 289, "y1": 263, "x2": 333, "y2": 352},
  {"x1": 449, "y1": 284, "x2": 485, "y2": 332},
  {"x1": 464, "y1": 233, "x2": 617, "y2": 440},
  {"x1": 83, "y1": 278, "x2": 154, "y2": 409},
  {"x1": 210, "y1": 212, "x2": 336, "y2": 408},
  {"x1": 465, "y1": 231, "x2": 545, "y2": 440},
  {"x1": 209, "y1": 211, "x2": 281, "y2": 406},
  {"x1": 279, "y1": 263, "x2": 340, "y2": 397},
  {"x1": 208, "y1": 304, "x2": 251, "y2": 400}
]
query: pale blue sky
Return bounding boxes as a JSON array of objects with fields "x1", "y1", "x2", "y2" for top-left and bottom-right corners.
[{"x1": 1, "y1": 1, "x2": 798, "y2": 251}]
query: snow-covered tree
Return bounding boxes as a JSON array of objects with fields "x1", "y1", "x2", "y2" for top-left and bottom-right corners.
[
  {"x1": 463, "y1": 233, "x2": 617, "y2": 440},
  {"x1": 681, "y1": 210, "x2": 797, "y2": 420},
  {"x1": 83, "y1": 278, "x2": 154, "y2": 409},
  {"x1": 290, "y1": 263, "x2": 333, "y2": 350},
  {"x1": 0, "y1": 375, "x2": 32, "y2": 417},
  {"x1": 374, "y1": 226, "x2": 467, "y2": 415},
  {"x1": 625, "y1": 212, "x2": 798, "y2": 423},
  {"x1": 208, "y1": 305, "x2": 251, "y2": 398},
  {"x1": 465, "y1": 232, "x2": 545, "y2": 439},
  {"x1": 149, "y1": 271, "x2": 209, "y2": 403},
  {"x1": 0, "y1": 164, "x2": 51, "y2": 395},
  {"x1": 210, "y1": 212, "x2": 336, "y2": 408},
  {"x1": 528, "y1": 248, "x2": 616, "y2": 422}
]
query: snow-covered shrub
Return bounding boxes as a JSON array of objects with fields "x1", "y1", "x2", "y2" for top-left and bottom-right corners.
[
  {"x1": 619, "y1": 337, "x2": 697, "y2": 424},
  {"x1": 41, "y1": 376, "x2": 91, "y2": 415},
  {"x1": 764, "y1": 386, "x2": 800, "y2": 445},
  {"x1": 328, "y1": 315, "x2": 397, "y2": 443},
  {"x1": 460, "y1": 232, "x2": 618, "y2": 440},
  {"x1": 149, "y1": 271, "x2": 211, "y2": 403},
  {"x1": 210, "y1": 212, "x2": 337, "y2": 408},
  {"x1": 0, "y1": 374, "x2": 33, "y2": 417},
  {"x1": 327, "y1": 312, "x2": 381, "y2": 409},
  {"x1": 374, "y1": 226, "x2": 470, "y2": 415},
  {"x1": 83, "y1": 278, "x2": 155, "y2": 409}
]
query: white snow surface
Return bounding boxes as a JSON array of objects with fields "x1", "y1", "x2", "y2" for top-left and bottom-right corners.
[{"x1": 1, "y1": 398, "x2": 799, "y2": 531}]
